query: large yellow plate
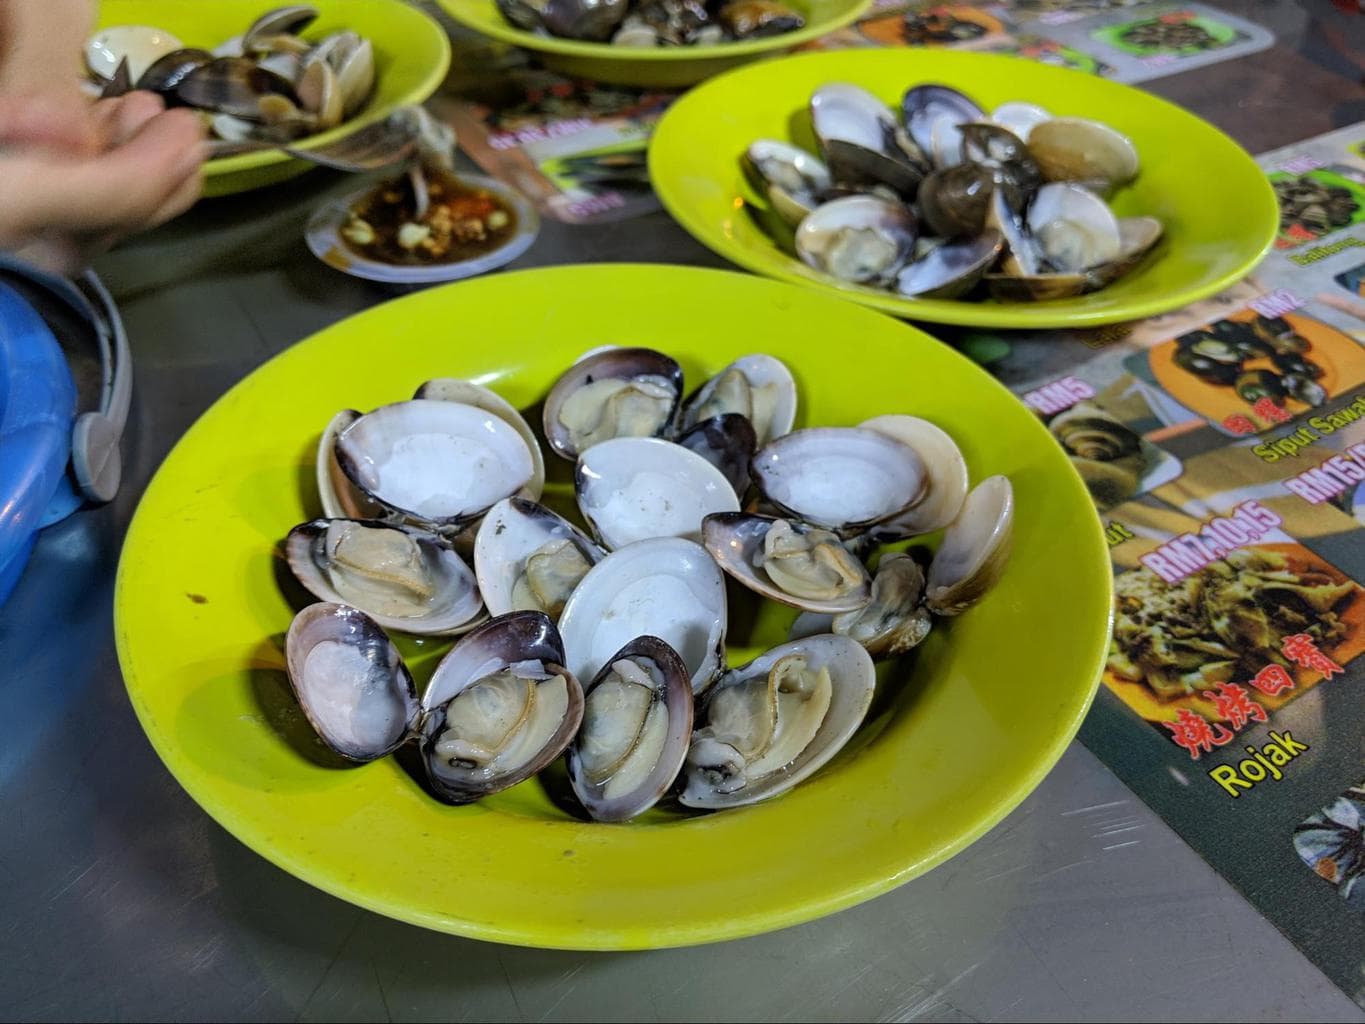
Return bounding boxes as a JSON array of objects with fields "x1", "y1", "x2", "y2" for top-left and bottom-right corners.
[
  {"x1": 649, "y1": 49, "x2": 1279, "y2": 329},
  {"x1": 115, "y1": 265, "x2": 1111, "y2": 949},
  {"x1": 437, "y1": 0, "x2": 869, "y2": 88},
  {"x1": 95, "y1": 0, "x2": 451, "y2": 197}
]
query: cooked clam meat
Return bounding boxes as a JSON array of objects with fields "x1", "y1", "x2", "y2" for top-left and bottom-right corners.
[
  {"x1": 558, "y1": 376, "x2": 677, "y2": 452},
  {"x1": 756, "y1": 519, "x2": 867, "y2": 603},
  {"x1": 434, "y1": 664, "x2": 572, "y2": 777},
  {"x1": 689, "y1": 652, "x2": 832, "y2": 796},
  {"x1": 831, "y1": 553, "x2": 933, "y2": 657},
  {"x1": 511, "y1": 538, "x2": 594, "y2": 617}
]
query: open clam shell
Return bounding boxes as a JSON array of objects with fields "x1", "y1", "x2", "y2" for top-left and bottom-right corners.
[
  {"x1": 566, "y1": 636, "x2": 694, "y2": 822},
  {"x1": 575, "y1": 437, "x2": 740, "y2": 550},
  {"x1": 285, "y1": 519, "x2": 485, "y2": 637},
  {"x1": 895, "y1": 230, "x2": 1003, "y2": 300},
  {"x1": 742, "y1": 140, "x2": 833, "y2": 229},
  {"x1": 902, "y1": 85, "x2": 985, "y2": 170},
  {"x1": 334, "y1": 399, "x2": 535, "y2": 531},
  {"x1": 926, "y1": 475, "x2": 1014, "y2": 615},
  {"x1": 811, "y1": 83, "x2": 928, "y2": 197},
  {"x1": 702, "y1": 512, "x2": 872, "y2": 614},
  {"x1": 419, "y1": 611, "x2": 584, "y2": 804},
  {"x1": 860, "y1": 415, "x2": 969, "y2": 536},
  {"x1": 317, "y1": 409, "x2": 388, "y2": 521},
  {"x1": 1027, "y1": 182, "x2": 1121, "y2": 274},
  {"x1": 414, "y1": 377, "x2": 545, "y2": 501},
  {"x1": 473, "y1": 497, "x2": 605, "y2": 619},
  {"x1": 795, "y1": 196, "x2": 917, "y2": 285},
  {"x1": 1027, "y1": 117, "x2": 1138, "y2": 193},
  {"x1": 751, "y1": 427, "x2": 927, "y2": 535},
  {"x1": 679, "y1": 354, "x2": 797, "y2": 448},
  {"x1": 542, "y1": 347, "x2": 684, "y2": 461},
  {"x1": 559, "y1": 537, "x2": 727, "y2": 695},
  {"x1": 830, "y1": 552, "x2": 933, "y2": 657},
  {"x1": 284, "y1": 602, "x2": 419, "y2": 763},
  {"x1": 679, "y1": 634, "x2": 875, "y2": 810}
]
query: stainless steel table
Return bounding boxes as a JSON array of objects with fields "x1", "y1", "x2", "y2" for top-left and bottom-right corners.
[{"x1": 4, "y1": 2, "x2": 1364, "y2": 1019}]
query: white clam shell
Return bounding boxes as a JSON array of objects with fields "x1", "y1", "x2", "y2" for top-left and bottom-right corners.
[
  {"x1": 414, "y1": 378, "x2": 546, "y2": 501},
  {"x1": 751, "y1": 426, "x2": 927, "y2": 532},
  {"x1": 558, "y1": 537, "x2": 727, "y2": 695},
  {"x1": 335, "y1": 399, "x2": 535, "y2": 529},
  {"x1": 575, "y1": 437, "x2": 739, "y2": 550},
  {"x1": 681, "y1": 353, "x2": 798, "y2": 447},
  {"x1": 860, "y1": 415, "x2": 969, "y2": 536},
  {"x1": 85, "y1": 25, "x2": 183, "y2": 82}
]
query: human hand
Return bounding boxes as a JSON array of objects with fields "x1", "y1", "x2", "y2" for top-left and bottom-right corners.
[{"x1": 0, "y1": 89, "x2": 205, "y2": 274}]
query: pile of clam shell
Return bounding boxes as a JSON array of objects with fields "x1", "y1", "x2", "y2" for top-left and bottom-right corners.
[
  {"x1": 495, "y1": 0, "x2": 805, "y2": 47},
  {"x1": 282, "y1": 347, "x2": 1014, "y2": 822},
  {"x1": 84, "y1": 5, "x2": 375, "y2": 149},
  {"x1": 742, "y1": 82, "x2": 1162, "y2": 302}
]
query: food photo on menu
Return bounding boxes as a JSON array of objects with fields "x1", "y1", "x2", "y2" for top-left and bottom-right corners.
[{"x1": 3, "y1": 0, "x2": 1365, "y2": 1020}]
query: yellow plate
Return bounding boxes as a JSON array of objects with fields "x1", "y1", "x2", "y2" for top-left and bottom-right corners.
[
  {"x1": 115, "y1": 265, "x2": 1112, "y2": 949},
  {"x1": 95, "y1": 0, "x2": 451, "y2": 197},
  {"x1": 649, "y1": 49, "x2": 1279, "y2": 329},
  {"x1": 436, "y1": 0, "x2": 869, "y2": 88}
]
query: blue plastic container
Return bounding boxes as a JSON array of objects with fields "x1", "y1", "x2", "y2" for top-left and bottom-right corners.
[{"x1": 0, "y1": 281, "x2": 78, "y2": 607}]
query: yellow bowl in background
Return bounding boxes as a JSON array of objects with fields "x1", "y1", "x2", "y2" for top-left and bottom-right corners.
[
  {"x1": 437, "y1": 0, "x2": 869, "y2": 88},
  {"x1": 95, "y1": 0, "x2": 451, "y2": 197},
  {"x1": 115, "y1": 265, "x2": 1111, "y2": 949},
  {"x1": 649, "y1": 49, "x2": 1279, "y2": 329}
]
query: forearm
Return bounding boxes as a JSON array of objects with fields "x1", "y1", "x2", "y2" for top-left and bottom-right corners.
[{"x1": 0, "y1": 0, "x2": 94, "y2": 92}]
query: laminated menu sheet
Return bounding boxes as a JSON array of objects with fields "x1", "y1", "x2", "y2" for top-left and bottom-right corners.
[
  {"x1": 443, "y1": 0, "x2": 1273, "y2": 222},
  {"x1": 981, "y1": 122, "x2": 1365, "y2": 1009}
]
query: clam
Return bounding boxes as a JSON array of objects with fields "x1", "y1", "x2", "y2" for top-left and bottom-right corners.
[
  {"x1": 135, "y1": 48, "x2": 213, "y2": 95},
  {"x1": 859, "y1": 415, "x2": 969, "y2": 535},
  {"x1": 791, "y1": 552, "x2": 932, "y2": 657},
  {"x1": 902, "y1": 85, "x2": 984, "y2": 169},
  {"x1": 1026, "y1": 117, "x2": 1139, "y2": 194},
  {"x1": 334, "y1": 399, "x2": 535, "y2": 531},
  {"x1": 542, "y1": 347, "x2": 684, "y2": 460},
  {"x1": 174, "y1": 56, "x2": 299, "y2": 121},
  {"x1": 473, "y1": 498, "x2": 605, "y2": 619},
  {"x1": 895, "y1": 230, "x2": 1003, "y2": 300},
  {"x1": 542, "y1": 0, "x2": 631, "y2": 40},
  {"x1": 751, "y1": 427, "x2": 927, "y2": 535},
  {"x1": 285, "y1": 602, "x2": 418, "y2": 762},
  {"x1": 1283, "y1": 374, "x2": 1327, "y2": 407},
  {"x1": 718, "y1": 0, "x2": 804, "y2": 37},
  {"x1": 316, "y1": 409, "x2": 388, "y2": 521},
  {"x1": 566, "y1": 636, "x2": 694, "y2": 822},
  {"x1": 414, "y1": 378, "x2": 545, "y2": 501},
  {"x1": 85, "y1": 25, "x2": 184, "y2": 82},
  {"x1": 285, "y1": 519, "x2": 484, "y2": 636},
  {"x1": 830, "y1": 553, "x2": 933, "y2": 657},
  {"x1": 558, "y1": 537, "x2": 727, "y2": 694},
  {"x1": 991, "y1": 101, "x2": 1050, "y2": 142},
  {"x1": 917, "y1": 163, "x2": 1000, "y2": 238},
  {"x1": 1084, "y1": 215, "x2": 1163, "y2": 289},
  {"x1": 702, "y1": 512, "x2": 872, "y2": 613},
  {"x1": 576, "y1": 437, "x2": 740, "y2": 549},
  {"x1": 419, "y1": 611, "x2": 584, "y2": 804},
  {"x1": 675, "y1": 413, "x2": 757, "y2": 496},
  {"x1": 328, "y1": 34, "x2": 376, "y2": 117},
  {"x1": 795, "y1": 196, "x2": 917, "y2": 285},
  {"x1": 679, "y1": 353, "x2": 797, "y2": 447},
  {"x1": 810, "y1": 84, "x2": 929, "y2": 196},
  {"x1": 679, "y1": 634, "x2": 875, "y2": 810},
  {"x1": 742, "y1": 140, "x2": 832, "y2": 228},
  {"x1": 243, "y1": 5, "x2": 320, "y2": 54},
  {"x1": 986, "y1": 187, "x2": 1043, "y2": 277},
  {"x1": 1027, "y1": 182, "x2": 1121, "y2": 273},
  {"x1": 296, "y1": 57, "x2": 343, "y2": 130},
  {"x1": 925, "y1": 475, "x2": 1013, "y2": 615}
]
